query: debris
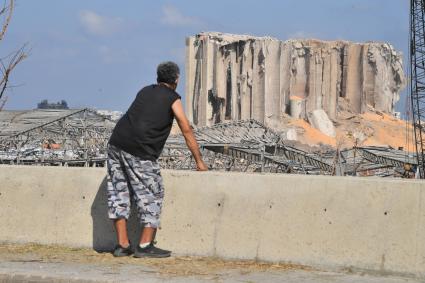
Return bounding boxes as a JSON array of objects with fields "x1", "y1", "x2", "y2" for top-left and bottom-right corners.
[
  {"x1": 0, "y1": 109, "x2": 116, "y2": 167},
  {"x1": 0, "y1": 109, "x2": 416, "y2": 178},
  {"x1": 281, "y1": 128, "x2": 298, "y2": 141},
  {"x1": 289, "y1": 96, "x2": 304, "y2": 119},
  {"x1": 307, "y1": 109, "x2": 336, "y2": 138}
]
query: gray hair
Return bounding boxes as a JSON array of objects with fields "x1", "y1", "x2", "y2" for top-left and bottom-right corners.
[{"x1": 157, "y1": 61, "x2": 180, "y2": 84}]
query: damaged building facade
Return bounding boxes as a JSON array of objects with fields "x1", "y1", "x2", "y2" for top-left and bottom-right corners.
[{"x1": 185, "y1": 32, "x2": 406, "y2": 130}]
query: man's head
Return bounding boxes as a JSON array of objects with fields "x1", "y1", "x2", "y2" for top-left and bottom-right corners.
[{"x1": 157, "y1": 61, "x2": 180, "y2": 89}]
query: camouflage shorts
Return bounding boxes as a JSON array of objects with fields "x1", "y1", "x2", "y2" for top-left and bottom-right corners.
[{"x1": 106, "y1": 144, "x2": 164, "y2": 228}]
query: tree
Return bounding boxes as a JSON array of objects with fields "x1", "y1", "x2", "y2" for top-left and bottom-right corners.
[{"x1": 0, "y1": 0, "x2": 28, "y2": 108}]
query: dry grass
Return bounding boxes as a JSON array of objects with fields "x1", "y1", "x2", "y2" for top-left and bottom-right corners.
[{"x1": 0, "y1": 243, "x2": 312, "y2": 277}]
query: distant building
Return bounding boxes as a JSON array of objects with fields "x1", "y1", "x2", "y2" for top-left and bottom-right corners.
[
  {"x1": 37, "y1": 100, "x2": 69, "y2": 109},
  {"x1": 95, "y1": 110, "x2": 123, "y2": 121}
]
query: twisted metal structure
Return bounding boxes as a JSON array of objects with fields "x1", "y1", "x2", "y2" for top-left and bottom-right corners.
[
  {"x1": 0, "y1": 109, "x2": 417, "y2": 177},
  {"x1": 0, "y1": 109, "x2": 115, "y2": 166},
  {"x1": 410, "y1": 0, "x2": 425, "y2": 178}
]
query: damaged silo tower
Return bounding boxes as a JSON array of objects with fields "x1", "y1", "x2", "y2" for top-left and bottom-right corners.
[{"x1": 185, "y1": 32, "x2": 406, "y2": 128}]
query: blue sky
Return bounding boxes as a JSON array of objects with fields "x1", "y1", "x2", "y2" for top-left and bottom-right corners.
[{"x1": 1, "y1": 0, "x2": 409, "y2": 112}]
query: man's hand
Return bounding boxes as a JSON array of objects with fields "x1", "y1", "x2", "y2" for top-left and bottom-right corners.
[
  {"x1": 196, "y1": 160, "x2": 208, "y2": 171},
  {"x1": 172, "y1": 99, "x2": 208, "y2": 171}
]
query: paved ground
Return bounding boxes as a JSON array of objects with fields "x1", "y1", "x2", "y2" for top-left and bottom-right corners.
[{"x1": 0, "y1": 244, "x2": 422, "y2": 283}]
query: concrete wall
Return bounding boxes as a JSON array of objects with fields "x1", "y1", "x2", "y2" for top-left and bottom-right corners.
[{"x1": 0, "y1": 165, "x2": 424, "y2": 278}]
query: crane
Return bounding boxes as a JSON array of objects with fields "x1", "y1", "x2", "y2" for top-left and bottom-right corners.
[
  {"x1": 0, "y1": 96, "x2": 7, "y2": 111},
  {"x1": 410, "y1": 0, "x2": 425, "y2": 178}
]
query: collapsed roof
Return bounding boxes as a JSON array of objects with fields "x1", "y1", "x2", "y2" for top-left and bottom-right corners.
[{"x1": 0, "y1": 109, "x2": 416, "y2": 177}]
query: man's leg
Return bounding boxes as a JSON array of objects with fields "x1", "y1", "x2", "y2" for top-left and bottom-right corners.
[
  {"x1": 139, "y1": 227, "x2": 155, "y2": 245},
  {"x1": 133, "y1": 163, "x2": 164, "y2": 248},
  {"x1": 114, "y1": 218, "x2": 130, "y2": 247},
  {"x1": 122, "y1": 156, "x2": 170, "y2": 257},
  {"x1": 106, "y1": 145, "x2": 132, "y2": 254}
]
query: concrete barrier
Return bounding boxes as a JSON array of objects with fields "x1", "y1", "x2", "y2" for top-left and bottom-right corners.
[{"x1": 0, "y1": 165, "x2": 424, "y2": 277}]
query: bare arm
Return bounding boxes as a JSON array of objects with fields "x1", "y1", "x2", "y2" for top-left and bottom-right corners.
[{"x1": 171, "y1": 99, "x2": 208, "y2": 171}]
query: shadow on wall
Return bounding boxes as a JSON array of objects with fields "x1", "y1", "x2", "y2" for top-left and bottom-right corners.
[{"x1": 90, "y1": 176, "x2": 140, "y2": 252}]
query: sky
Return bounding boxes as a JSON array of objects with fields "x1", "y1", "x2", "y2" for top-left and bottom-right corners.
[{"x1": 0, "y1": 0, "x2": 409, "y2": 112}]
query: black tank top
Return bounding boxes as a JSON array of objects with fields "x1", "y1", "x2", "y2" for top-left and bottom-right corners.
[{"x1": 109, "y1": 84, "x2": 181, "y2": 161}]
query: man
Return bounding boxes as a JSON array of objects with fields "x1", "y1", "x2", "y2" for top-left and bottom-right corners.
[{"x1": 107, "y1": 61, "x2": 207, "y2": 258}]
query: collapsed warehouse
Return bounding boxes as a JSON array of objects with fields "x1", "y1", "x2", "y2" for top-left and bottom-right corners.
[
  {"x1": 0, "y1": 109, "x2": 417, "y2": 177},
  {"x1": 0, "y1": 109, "x2": 115, "y2": 167},
  {"x1": 0, "y1": 32, "x2": 416, "y2": 177}
]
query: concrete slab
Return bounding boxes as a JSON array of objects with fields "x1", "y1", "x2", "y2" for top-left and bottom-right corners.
[{"x1": 307, "y1": 109, "x2": 336, "y2": 137}]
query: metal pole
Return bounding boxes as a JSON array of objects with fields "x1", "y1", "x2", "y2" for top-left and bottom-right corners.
[{"x1": 260, "y1": 143, "x2": 265, "y2": 173}]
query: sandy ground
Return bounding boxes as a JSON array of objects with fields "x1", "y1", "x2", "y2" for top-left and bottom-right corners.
[{"x1": 290, "y1": 112, "x2": 414, "y2": 150}]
